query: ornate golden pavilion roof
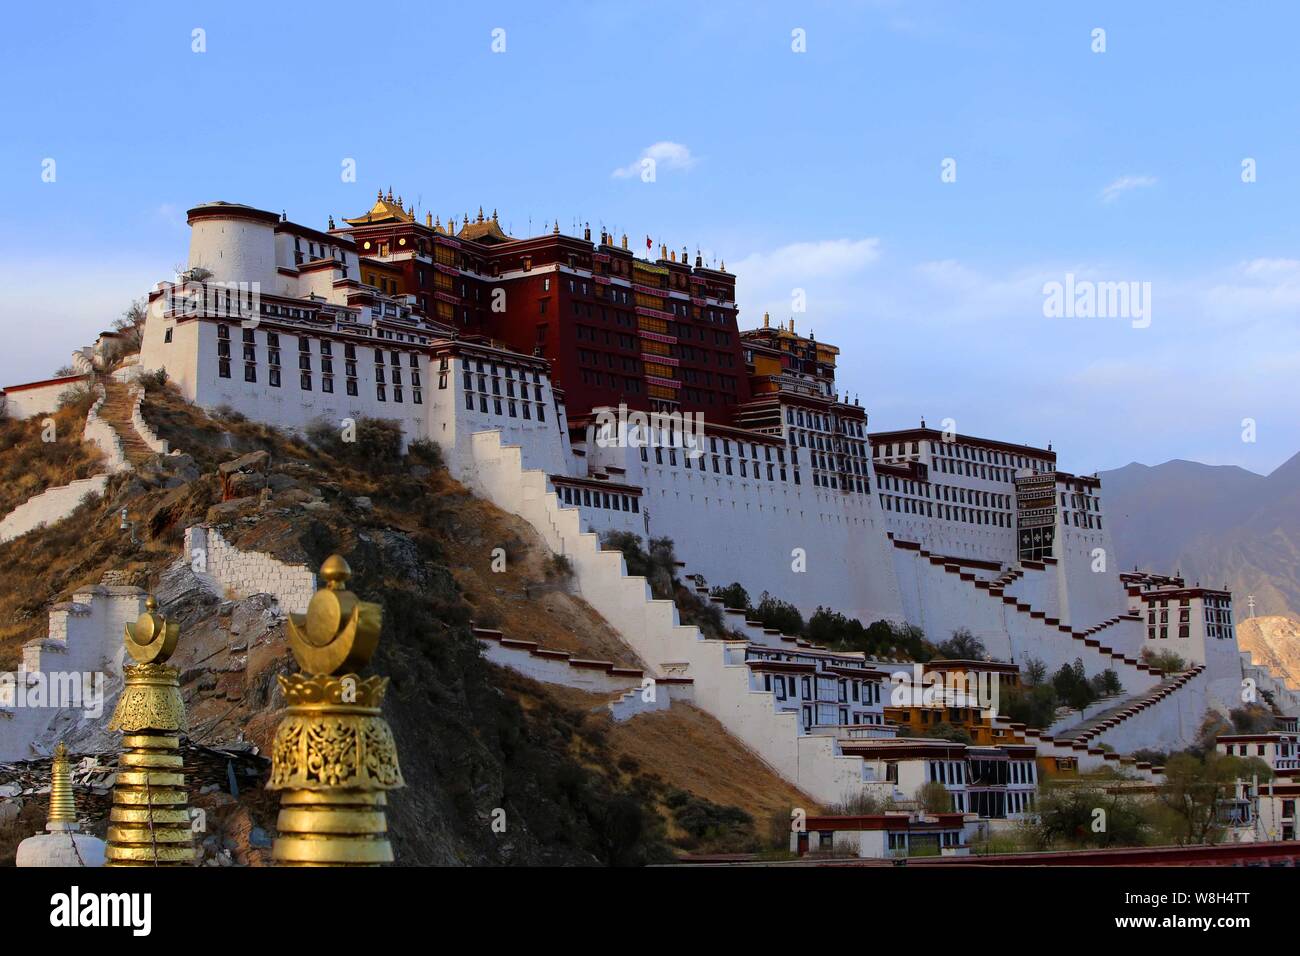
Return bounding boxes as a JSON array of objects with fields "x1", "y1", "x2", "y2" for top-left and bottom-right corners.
[
  {"x1": 456, "y1": 207, "x2": 512, "y2": 244},
  {"x1": 344, "y1": 188, "x2": 415, "y2": 226}
]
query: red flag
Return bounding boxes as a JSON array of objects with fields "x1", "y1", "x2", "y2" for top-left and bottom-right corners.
[{"x1": 646, "y1": 234, "x2": 652, "y2": 250}]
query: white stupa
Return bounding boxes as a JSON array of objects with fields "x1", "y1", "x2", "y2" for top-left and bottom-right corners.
[{"x1": 15, "y1": 743, "x2": 106, "y2": 867}]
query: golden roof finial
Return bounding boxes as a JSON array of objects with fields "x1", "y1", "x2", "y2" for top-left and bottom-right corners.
[
  {"x1": 123, "y1": 594, "x2": 180, "y2": 664},
  {"x1": 106, "y1": 593, "x2": 194, "y2": 866},
  {"x1": 47, "y1": 743, "x2": 77, "y2": 828},
  {"x1": 272, "y1": 555, "x2": 402, "y2": 865},
  {"x1": 477, "y1": 206, "x2": 484, "y2": 222},
  {"x1": 763, "y1": 311, "x2": 770, "y2": 328},
  {"x1": 492, "y1": 208, "x2": 499, "y2": 221},
  {"x1": 426, "y1": 211, "x2": 432, "y2": 227}
]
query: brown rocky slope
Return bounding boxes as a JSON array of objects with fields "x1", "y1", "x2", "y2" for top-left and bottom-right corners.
[{"x1": 0, "y1": 384, "x2": 809, "y2": 864}]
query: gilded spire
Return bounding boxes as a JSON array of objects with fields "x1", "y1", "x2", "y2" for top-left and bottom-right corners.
[
  {"x1": 270, "y1": 555, "x2": 403, "y2": 865},
  {"x1": 47, "y1": 743, "x2": 77, "y2": 828},
  {"x1": 105, "y1": 594, "x2": 195, "y2": 866}
]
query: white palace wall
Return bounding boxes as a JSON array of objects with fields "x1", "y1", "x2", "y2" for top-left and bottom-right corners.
[{"x1": 578, "y1": 438, "x2": 905, "y2": 626}]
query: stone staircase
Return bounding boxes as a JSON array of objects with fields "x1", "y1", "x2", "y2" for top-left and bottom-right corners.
[
  {"x1": 99, "y1": 380, "x2": 154, "y2": 467},
  {"x1": 463, "y1": 429, "x2": 868, "y2": 805},
  {"x1": 890, "y1": 537, "x2": 1158, "y2": 689}
]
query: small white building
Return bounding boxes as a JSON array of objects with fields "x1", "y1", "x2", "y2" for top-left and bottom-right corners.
[{"x1": 793, "y1": 811, "x2": 981, "y2": 859}]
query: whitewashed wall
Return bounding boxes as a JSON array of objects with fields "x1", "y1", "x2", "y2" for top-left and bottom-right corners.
[
  {"x1": 185, "y1": 525, "x2": 316, "y2": 615},
  {"x1": 0, "y1": 476, "x2": 109, "y2": 545}
]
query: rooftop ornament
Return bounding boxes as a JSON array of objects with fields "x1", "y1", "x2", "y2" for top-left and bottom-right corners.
[
  {"x1": 105, "y1": 595, "x2": 195, "y2": 866},
  {"x1": 16, "y1": 743, "x2": 107, "y2": 867},
  {"x1": 269, "y1": 555, "x2": 403, "y2": 865}
]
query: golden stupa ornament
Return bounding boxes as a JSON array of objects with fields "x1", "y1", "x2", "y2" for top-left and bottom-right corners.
[
  {"x1": 270, "y1": 555, "x2": 403, "y2": 865},
  {"x1": 105, "y1": 596, "x2": 195, "y2": 866},
  {"x1": 48, "y1": 742, "x2": 78, "y2": 826}
]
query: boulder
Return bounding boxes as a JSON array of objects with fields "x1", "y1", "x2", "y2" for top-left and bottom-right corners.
[{"x1": 218, "y1": 450, "x2": 270, "y2": 478}]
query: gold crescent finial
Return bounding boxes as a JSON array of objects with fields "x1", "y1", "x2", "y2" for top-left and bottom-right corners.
[
  {"x1": 286, "y1": 555, "x2": 382, "y2": 675},
  {"x1": 124, "y1": 594, "x2": 179, "y2": 664}
]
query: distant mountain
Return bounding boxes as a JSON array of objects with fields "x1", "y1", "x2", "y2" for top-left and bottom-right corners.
[{"x1": 1099, "y1": 452, "x2": 1300, "y2": 622}]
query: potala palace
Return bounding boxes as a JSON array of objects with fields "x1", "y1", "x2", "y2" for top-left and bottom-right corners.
[{"x1": 5, "y1": 193, "x2": 1299, "y2": 855}]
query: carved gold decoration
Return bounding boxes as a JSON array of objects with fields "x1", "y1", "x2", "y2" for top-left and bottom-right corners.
[
  {"x1": 105, "y1": 594, "x2": 195, "y2": 867},
  {"x1": 47, "y1": 743, "x2": 77, "y2": 828},
  {"x1": 271, "y1": 555, "x2": 403, "y2": 866},
  {"x1": 108, "y1": 663, "x2": 186, "y2": 733}
]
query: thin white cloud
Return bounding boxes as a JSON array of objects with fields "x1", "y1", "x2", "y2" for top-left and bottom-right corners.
[
  {"x1": 733, "y1": 238, "x2": 881, "y2": 282},
  {"x1": 1099, "y1": 174, "x2": 1157, "y2": 204},
  {"x1": 611, "y1": 141, "x2": 696, "y2": 179},
  {"x1": 730, "y1": 236, "x2": 1300, "y2": 473}
]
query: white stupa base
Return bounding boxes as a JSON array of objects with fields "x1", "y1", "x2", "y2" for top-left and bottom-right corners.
[{"x1": 16, "y1": 830, "x2": 106, "y2": 867}]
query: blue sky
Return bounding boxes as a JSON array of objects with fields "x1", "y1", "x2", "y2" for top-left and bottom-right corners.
[{"x1": 2, "y1": 0, "x2": 1298, "y2": 475}]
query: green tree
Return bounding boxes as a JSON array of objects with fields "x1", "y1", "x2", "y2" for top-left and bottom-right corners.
[
  {"x1": 709, "y1": 582, "x2": 751, "y2": 612},
  {"x1": 936, "y1": 627, "x2": 987, "y2": 661},
  {"x1": 1155, "y1": 751, "x2": 1273, "y2": 845},
  {"x1": 1051, "y1": 658, "x2": 1096, "y2": 711},
  {"x1": 1089, "y1": 669, "x2": 1124, "y2": 698},
  {"x1": 1022, "y1": 657, "x2": 1048, "y2": 687},
  {"x1": 1029, "y1": 781, "x2": 1151, "y2": 849},
  {"x1": 752, "y1": 592, "x2": 804, "y2": 635}
]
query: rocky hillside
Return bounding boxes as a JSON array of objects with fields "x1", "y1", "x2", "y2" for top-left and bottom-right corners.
[
  {"x1": 1238, "y1": 616, "x2": 1300, "y2": 692},
  {"x1": 0, "y1": 384, "x2": 806, "y2": 865}
]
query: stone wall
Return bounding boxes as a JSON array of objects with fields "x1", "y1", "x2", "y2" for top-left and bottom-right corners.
[
  {"x1": 130, "y1": 387, "x2": 170, "y2": 454},
  {"x1": 0, "y1": 585, "x2": 144, "y2": 762},
  {"x1": 83, "y1": 386, "x2": 127, "y2": 474},
  {"x1": 184, "y1": 524, "x2": 316, "y2": 615},
  {"x1": 0, "y1": 475, "x2": 109, "y2": 545}
]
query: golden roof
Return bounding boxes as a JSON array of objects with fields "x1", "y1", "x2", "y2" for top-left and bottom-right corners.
[
  {"x1": 343, "y1": 188, "x2": 415, "y2": 226},
  {"x1": 457, "y1": 207, "x2": 512, "y2": 244}
]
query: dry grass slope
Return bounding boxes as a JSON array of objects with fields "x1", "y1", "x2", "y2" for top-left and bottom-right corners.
[{"x1": 0, "y1": 394, "x2": 105, "y2": 520}]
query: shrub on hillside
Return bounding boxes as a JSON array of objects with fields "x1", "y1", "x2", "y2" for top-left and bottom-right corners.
[
  {"x1": 406, "y1": 438, "x2": 443, "y2": 470},
  {"x1": 1141, "y1": 647, "x2": 1187, "y2": 674},
  {"x1": 1230, "y1": 703, "x2": 1276, "y2": 734},
  {"x1": 306, "y1": 415, "x2": 404, "y2": 472}
]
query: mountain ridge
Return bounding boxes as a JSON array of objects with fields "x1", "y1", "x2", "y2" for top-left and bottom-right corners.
[{"x1": 1099, "y1": 450, "x2": 1300, "y2": 622}]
